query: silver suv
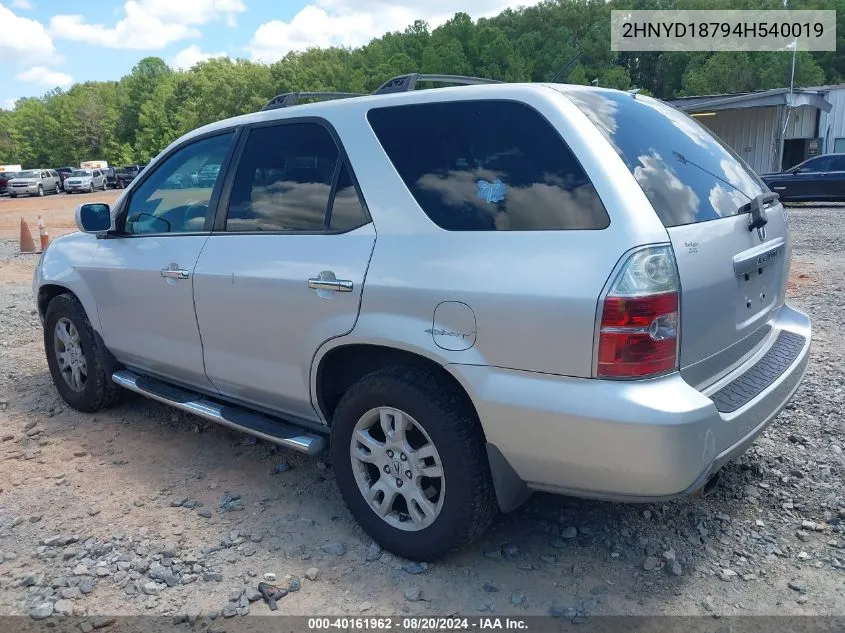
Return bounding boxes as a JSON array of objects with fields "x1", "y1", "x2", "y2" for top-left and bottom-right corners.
[
  {"x1": 9, "y1": 168, "x2": 61, "y2": 197},
  {"x1": 64, "y1": 168, "x2": 107, "y2": 193},
  {"x1": 33, "y1": 76, "x2": 811, "y2": 560}
]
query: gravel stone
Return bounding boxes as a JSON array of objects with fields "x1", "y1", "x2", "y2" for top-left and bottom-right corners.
[
  {"x1": 403, "y1": 586, "x2": 421, "y2": 602},
  {"x1": 322, "y1": 541, "x2": 346, "y2": 556},
  {"x1": 305, "y1": 567, "x2": 319, "y2": 581},
  {"x1": 29, "y1": 603, "x2": 53, "y2": 620}
]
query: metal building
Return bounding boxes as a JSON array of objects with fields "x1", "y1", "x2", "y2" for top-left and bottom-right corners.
[{"x1": 666, "y1": 88, "x2": 832, "y2": 174}]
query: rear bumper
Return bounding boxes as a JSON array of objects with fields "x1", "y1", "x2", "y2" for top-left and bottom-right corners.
[{"x1": 453, "y1": 303, "x2": 810, "y2": 504}]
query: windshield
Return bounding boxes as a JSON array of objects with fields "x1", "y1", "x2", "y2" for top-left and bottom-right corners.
[
  {"x1": 1, "y1": 172, "x2": 17, "y2": 179},
  {"x1": 71, "y1": 170, "x2": 93, "y2": 177},
  {"x1": 17, "y1": 170, "x2": 39, "y2": 178},
  {"x1": 554, "y1": 86, "x2": 767, "y2": 227}
]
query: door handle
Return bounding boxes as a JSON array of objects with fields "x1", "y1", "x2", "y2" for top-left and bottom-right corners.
[
  {"x1": 161, "y1": 268, "x2": 190, "y2": 280},
  {"x1": 308, "y1": 278, "x2": 353, "y2": 292}
]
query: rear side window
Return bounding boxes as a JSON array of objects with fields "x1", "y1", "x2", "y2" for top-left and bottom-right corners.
[
  {"x1": 367, "y1": 100, "x2": 609, "y2": 231},
  {"x1": 225, "y1": 122, "x2": 368, "y2": 232},
  {"x1": 556, "y1": 87, "x2": 767, "y2": 228}
]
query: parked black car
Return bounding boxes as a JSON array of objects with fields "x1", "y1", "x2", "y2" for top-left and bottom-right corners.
[
  {"x1": 116, "y1": 164, "x2": 146, "y2": 188},
  {"x1": 55, "y1": 166, "x2": 74, "y2": 190},
  {"x1": 761, "y1": 153, "x2": 845, "y2": 202},
  {"x1": 102, "y1": 167, "x2": 118, "y2": 189}
]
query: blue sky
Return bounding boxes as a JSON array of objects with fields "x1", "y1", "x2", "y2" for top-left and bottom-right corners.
[{"x1": 1, "y1": 0, "x2": 534, "y2": 110}]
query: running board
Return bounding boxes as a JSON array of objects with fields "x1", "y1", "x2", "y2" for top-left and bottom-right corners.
[{"x1": 111, "y1": 370, "x2": 326, "y2": 455}]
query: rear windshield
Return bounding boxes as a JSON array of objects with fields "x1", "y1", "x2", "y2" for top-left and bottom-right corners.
[
  {"x1": 555, "y1": 87, "x2": 767, "y2": 227},
  {"x1": 368, "y1": 100, "x2": 609, "y2": 231}
]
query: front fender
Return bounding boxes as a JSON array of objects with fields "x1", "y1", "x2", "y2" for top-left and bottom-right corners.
[{"x1": 37, "y1": 232, "x2": 103, "y2": 334}]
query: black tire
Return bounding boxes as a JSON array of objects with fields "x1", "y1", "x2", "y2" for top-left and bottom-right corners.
[
  {"x1": 88, "y1": 183, "x2": 94, "y2": 193},
  {"x1": 330, "y1": 366, "x2": 497, "y2": 560},
  {"x1": 37, "y1": 184, "x2": 43, "y2": 197},
  {"x1": 9, "y1": 194, "x2": 16, "y2": 198},
  {"x1": 44, "y1": 294, "x2": 122, "y2": 413}
]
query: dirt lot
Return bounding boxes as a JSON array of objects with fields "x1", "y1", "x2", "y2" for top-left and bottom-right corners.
[
  {"x1": 0, "y1": 190, "x2": 121, "y2": 241},
  {"x1": 0, "y1": 195, "x2": 843, "y2": 623}
]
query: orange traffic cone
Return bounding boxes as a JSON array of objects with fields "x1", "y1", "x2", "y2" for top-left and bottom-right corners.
[
  {"x1": 37, "y1": 215, "x2": 50, "y2": 251},
  {"x1": 19, "y1": 218, "x2": 37, "y2": 254}
]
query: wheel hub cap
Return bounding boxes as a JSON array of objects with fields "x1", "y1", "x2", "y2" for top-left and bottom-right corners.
[
  {"x1": 54, "y1": 317, "x2": 87, "y2": 392},
  {"x1": 350, "y1": 407, "x2": 445, "y2": 531}
]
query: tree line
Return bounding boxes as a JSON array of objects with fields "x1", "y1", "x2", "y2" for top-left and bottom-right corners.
[{"x1": 1, "y1": 0, "x2": 842, "y2": 168}]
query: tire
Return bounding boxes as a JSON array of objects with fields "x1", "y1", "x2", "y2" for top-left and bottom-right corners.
[
  {"x1": 37, "y1": 184, "x2": 44, "y2": 197},
  {"x1": 330, "y1": 366, "x2": 496, "y2": 561},
  {"x1": 88, "y1": 183, "x2": 94, "y2": 193},
  {"x1": 44, "y1": 294, "x2": 122, "y2": 413},
  {"x1": 9, "y1": 194, "x2": 16, "y2": 198}
]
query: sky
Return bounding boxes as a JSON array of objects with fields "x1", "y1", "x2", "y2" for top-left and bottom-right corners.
[{"x1": 0, "y1": 0, "x2": 539, "y2": 110}]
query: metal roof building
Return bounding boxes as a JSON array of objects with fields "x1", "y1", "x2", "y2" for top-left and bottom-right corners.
[{"x1": 666, "y1": 87, "x2": 833, "y2": 174}]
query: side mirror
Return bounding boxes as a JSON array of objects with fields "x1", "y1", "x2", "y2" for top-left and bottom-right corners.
[{"x1": 76, "y1": 203, "x2": 113, "y2": 234}]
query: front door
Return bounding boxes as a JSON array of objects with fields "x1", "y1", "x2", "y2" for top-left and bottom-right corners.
[
  {"x1": 193, "y1": 120, "x2": 375, "y2": 420},
  {"x1": 89, "y1": 131, "x2": 235, "y2": 388}
]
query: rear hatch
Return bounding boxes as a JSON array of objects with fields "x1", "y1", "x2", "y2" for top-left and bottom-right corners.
[{"x1": 557, "y1": 87, "x2": 789, "y2": 388}]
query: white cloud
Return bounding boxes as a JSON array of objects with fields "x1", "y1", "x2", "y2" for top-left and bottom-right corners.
[
  {"x1": 17, "y1": 66, "x2": 73, "y2": 88},
  {"x1": 2, "y1": 97, "x2": 18, "y2": 110},
  {"x1": 50, "y1": 0, "x2": 245, "y2": 50},
  {"x1": 248, "y1": 0, "x2": 541, "y2": 62},
  {"x1": 11, "y1": 0, "x2": 33, "y2": 9},
  {"x1": 0, "y1": 4, "x2": 55, "y2": 67},
  {"x1": 170, "y1": 45, "x2": 228, "y2": 70}
]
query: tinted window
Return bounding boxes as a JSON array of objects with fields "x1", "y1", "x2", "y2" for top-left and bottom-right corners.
[
  {"x1": 799, "y1": 156, "x2": 830, "y2": 172},
  {"x1": 828, "y1": 156, "x2": 845, "y2": 171},
  {"x1": 329, "y1": 164, "x2": 368, "y2": 231},
  {"x1": 557, "y1": 87, "x2": 767, "y2": 228},
  {"x1": 226, "y1": 123, "x2": 340, "y2": 232},
  {"x1": 125, "y1": 132, "x2": 233, "y2": 235},
  {"x1": 367, "y1": 100, "x2": 608, "y2": 231}
]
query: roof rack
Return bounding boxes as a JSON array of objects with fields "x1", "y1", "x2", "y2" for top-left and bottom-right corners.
[
  {"x1": 373, "y1": 73, "x2": 502, "y2": 95},
  {"x1": 261, "y1": 92, "x2": 365, "y2": 112}
]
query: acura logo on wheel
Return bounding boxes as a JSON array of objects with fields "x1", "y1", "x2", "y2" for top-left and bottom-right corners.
[{"x1": 392, "y1": 460, "x2": 401, "y2": 475}]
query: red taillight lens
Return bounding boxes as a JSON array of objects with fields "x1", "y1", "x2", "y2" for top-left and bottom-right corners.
[
  {"x1": 596, "y1": 246, "x2": 680, "y2": 379},
  {"x1": 598, "y1": 292, "x2": 678, "y2": 378}
]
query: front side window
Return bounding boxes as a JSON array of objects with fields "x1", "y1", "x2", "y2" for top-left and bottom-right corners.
[
  {"x1": 367, "y1": 100, "x2": 609, "y2": 231},
  {"x1": 124, "y1": 132, "x2": 233, "y2": 235},
  {"x1": 828, "y1": 155, "x2": 845, "y2": 171},
  {"x1": 225, "y1": 122, "x2": 367, "y2": 232},
  {"x1": 798, "y1": 156, "x2": 830, "y2": 172}
]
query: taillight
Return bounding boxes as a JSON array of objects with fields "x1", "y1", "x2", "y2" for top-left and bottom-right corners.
[{"x1": 597, "y1": 246, "x2": 680, "y2": 379}]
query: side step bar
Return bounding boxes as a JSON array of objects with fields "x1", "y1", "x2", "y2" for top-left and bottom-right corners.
[{"x1": 112, "y1": 370, "x2": 327, "y2": 456}]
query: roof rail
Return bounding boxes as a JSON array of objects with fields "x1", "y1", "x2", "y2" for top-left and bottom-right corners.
[
  {"x1": 373, "y1": 73, "x2": 502, "y2": 95},
  {"x1": 261, "y1": 92, "x2": 365, "y2": 112}
]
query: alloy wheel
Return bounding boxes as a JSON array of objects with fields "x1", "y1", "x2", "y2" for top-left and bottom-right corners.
[
  {"x1": 350, "y1": 406, "x2": 445, "y2": 531},
  {"x1": 53, "y1": 317, "x2": 87, "y2": 392}
]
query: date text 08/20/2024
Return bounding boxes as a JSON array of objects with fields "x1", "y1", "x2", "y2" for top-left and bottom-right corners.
[{"x1": 307, "y1": 617, "x2": 529, "y2": 631}]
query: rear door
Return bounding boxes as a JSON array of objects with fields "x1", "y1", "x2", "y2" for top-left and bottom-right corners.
[
  {"x1": 192, "y1": 119, "x2": 374, "y2": 420},
  {"x1": 559, "y1": 88, "x2": 790, "y2": 387}
]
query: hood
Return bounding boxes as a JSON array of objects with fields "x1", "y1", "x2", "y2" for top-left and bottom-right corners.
[
  {"x1": 10, "y1": 177, "x2": 38, "y2": 184},
  {"x1": 68, "y1": 175, "x2": 93, "y2": 181}
]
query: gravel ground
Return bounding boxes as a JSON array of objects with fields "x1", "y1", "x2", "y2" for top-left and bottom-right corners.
[{"x1": 0, "y1": 207, "x2": 843, "y2": 625}]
